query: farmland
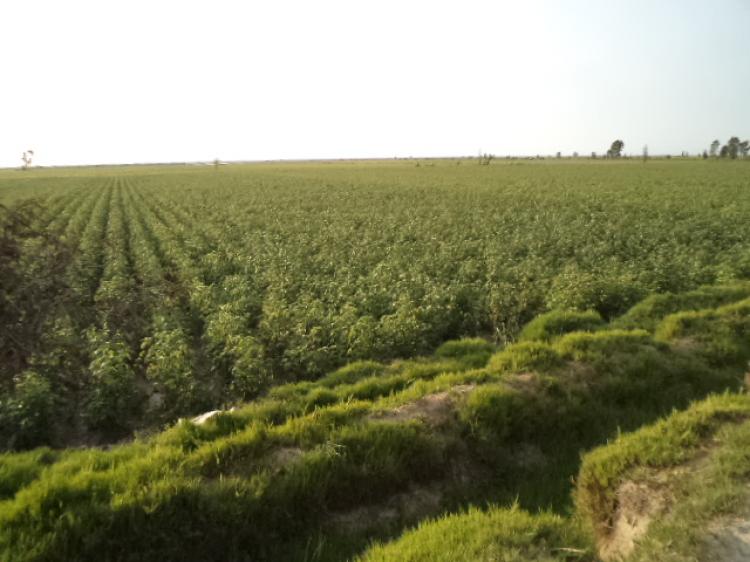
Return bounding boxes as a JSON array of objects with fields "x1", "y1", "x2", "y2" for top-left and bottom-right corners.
[{"x1": 2, "y1": 158, "x2": 750, "y2": 560}]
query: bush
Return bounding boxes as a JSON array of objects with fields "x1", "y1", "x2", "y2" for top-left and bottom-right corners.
[
  {"x1": 547, "y1": 268, "x2": 645, "y2": 319},
  {"x1": 488, "y1": 342, "x2": 563, "y2": 373},
  {"x1": 141, "y1": 317, "x2": 203, "y2": 415},
  {"x1": 0, "y1": 371, "x2": 56, "y2": 450},
  {"x1": 84, "y1": 329, "x2": 140, "y2": 433},
  {"x1": 519, "y1": 310, "x2": 604, "y2": 342}
]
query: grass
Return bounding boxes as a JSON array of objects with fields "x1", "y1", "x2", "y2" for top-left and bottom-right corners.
[
  {"x1": 356, "y1": 504, "x2": 592, "y2": 562},
  {"x1": 2, "y1": 283, "x2": 750, "y2": 560},
  {"x1": 5, "y1": 159, "x2": 750, "y2": 450}
]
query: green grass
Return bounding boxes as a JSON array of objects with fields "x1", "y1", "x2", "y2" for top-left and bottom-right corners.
[
  {"x1": 3, "y1": 160, "x2": 750, "y2": 560},
  {"x1": 519, "y1": 310, "x2": 605, "y2": 343},
  {"x1": 5, "y1": 159, "x2": 750, "y2": 449},
  {"x1": 2, "y1": 286, "x2": 750, "y2": 561},
  {"x1": 356, "y1": 504, "x2": 592, "y2": 562},
  {"x1": 576, "y1": 392, "x2": 750, "y2": 533}
]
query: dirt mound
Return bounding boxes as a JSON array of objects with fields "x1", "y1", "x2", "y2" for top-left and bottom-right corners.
[
  {"x1": 368, "y1": 384, "x2": 475, "y2": 426},
  {"x1": 598, "y1": 479, "x2": 670, "y2": 561}
]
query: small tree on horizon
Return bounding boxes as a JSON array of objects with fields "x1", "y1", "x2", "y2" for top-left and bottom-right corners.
[
  {"x1": 606, "y1": 140, "x2": 624, "y2": 159},
  {"x1": 21, "y1": 150, "x2": 34, "y2": 170},
  {"x1": 710, "y1": 140, "x2": 720, "y2": 157},
  {"x1": 721, "y1": 137, "x2": 741, "y2": 159}
]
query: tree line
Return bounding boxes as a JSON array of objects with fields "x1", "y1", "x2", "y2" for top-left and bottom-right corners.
[{"x1": 706, "y1": 137, "x2": 749, "y2": 159}]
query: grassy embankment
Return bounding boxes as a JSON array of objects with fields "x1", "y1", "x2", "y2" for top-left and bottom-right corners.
[{"x1": 2, "y1": 281, "x2": 750, "y2": 561}]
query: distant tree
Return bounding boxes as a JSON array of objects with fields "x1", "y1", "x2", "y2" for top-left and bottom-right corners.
[
  {"x1": 478, "y1": 153, "x2": 494, "y2": 166},
  {"x1": 721, "y1": 137, "x2": 741, "y2": 159},
  {"x1": 606, "y1": 140, "x2": 624, "y2": 158},
  {"x1": 591, "y1": 152, "x2": 597, "y2": 159},
  {"x1": 709, "y1": 140, "x2": 720, "y2": 157},
  {"x1": 572, "y1": 151, "x2": 579, "y2": 158},
  {"x1": 702, "y1": 150, "x2": 709, "y2": 159},
  {"x1": 21, "y1": 150, "x2": 34, "y2": 170},
  {"x1": 740, "y1": 140, "x2": 750, "y2": 158},
  {"x1": 642, "y1": 145, "x2": 648, "y2": 162},
  {"x1": 556, "y1": 151, "x2": 562, "y2": 159}
]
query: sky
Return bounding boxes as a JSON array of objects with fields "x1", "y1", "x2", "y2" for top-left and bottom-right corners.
[{"x1": 1, "y1": 0, "x2": 749, "y2": 167}]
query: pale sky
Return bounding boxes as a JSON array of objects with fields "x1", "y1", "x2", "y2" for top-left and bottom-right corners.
[{"x1": 1, "y1": 0, "x2": 749, "y2": 167}]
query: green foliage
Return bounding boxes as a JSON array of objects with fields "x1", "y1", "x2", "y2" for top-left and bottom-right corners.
[
  {"x1": 458, "y1": 385, "x2": 521, "y2": 442},
  {"x1": 83, "y1": 329, "x2": 140, "y2": 433},
  {"x1": 4, "y1": 161, "x2": 750, "y2": 448},
  {"x1": 141, "y1": 315, "x2": 200, "y2": 415},
  {"x1": 317, "y1": 360, "x2": 386, "y2": 387},
  {"x1": 519, "y1": 310, "x2": 604, "y2": 342},
  {"x1": 357, "y1": 504, "x2": 592, "y2": 562},
  {"x1": 0, "y1": 447, "x2": 60, "y2": 500},
  {"x1": 614, "y1": 283, "x2": 750, "y2": 331},
  {"x1": 555, "y1": 329, "x2": 655, "y2": 362},
  {"x1": 4, "y1": 162, "x2": 750, "y2": 559},
  {"x1": 655, "y1": 298, "x2": 750, "y2": 365},
  {"x1": 435, "y1": 337, "x2": 495, "y2": 368},
  {"x1": 489, "y1": 342, "x2": 563, "y2": 373},
  {"x1": 0, "y1": 372, "x2": 56, "y2": 450}
]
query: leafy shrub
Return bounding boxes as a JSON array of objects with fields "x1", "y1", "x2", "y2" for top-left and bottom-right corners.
[
  {"x1": 0, "y1": 371, "x2": 56, "y2": 450},
  {"x1": 141, "y1": 316, "x2": 202, "y2": 415},
  {"x1": 547, "y1": 268, "x2": 645, "y2": 319},
  {"x1": 519, "y1": 309, "x2": 604, "y2": 342},
  {"x1": 83, "y1": 329, "x2": 140, "y2": 433},
  {"x1": 488, "y1": 342, "x2": 563, "y2": 373}
]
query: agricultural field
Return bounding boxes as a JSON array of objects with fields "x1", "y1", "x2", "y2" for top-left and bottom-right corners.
[{"x1": 2, "y1": 158, "x2": 750, "y2": 561}]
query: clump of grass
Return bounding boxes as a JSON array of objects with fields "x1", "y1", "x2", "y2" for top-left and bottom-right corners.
[
  {"x1": 317, "y1": 360, "x2": 387, "y2": 388},
  {"x1": 554, "y1": 329, "x2": 656, "y2": 362},
  {"x1": 519, "y1": 310, "x2": 604, "y2": 342},
  {"x1": 0, "y1": 447, "x2": 61, "y2": 500},
  {"x1": 435, "y1": 338, "x2": 495, "y2": 368},
  {"x1": 655, "y1": 298, "x2": 750, "y2": 365},
  {"x1": 356, "y1": 504, "x2": 592, "y2": 562},
  {"x1": 488, "y1": 342, "x2": 563, "y2": 373},
  {"x1": 614, "y1": 283, "x2": 750, "y2": 332}
]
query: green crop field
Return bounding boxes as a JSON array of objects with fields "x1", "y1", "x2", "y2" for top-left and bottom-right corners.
[{"x1": 2, "y1": 158, "x2": 750, "y2": 561}]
